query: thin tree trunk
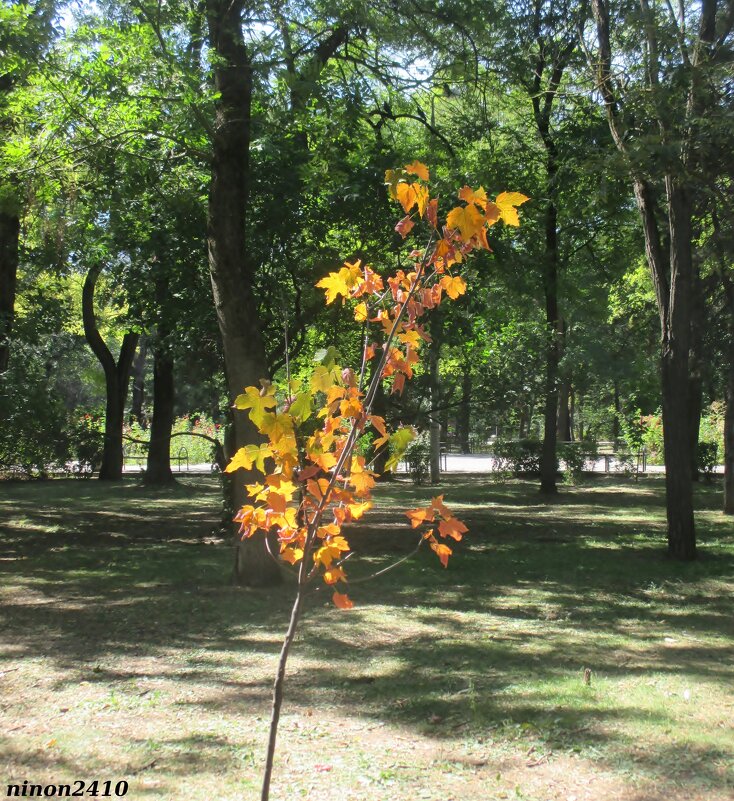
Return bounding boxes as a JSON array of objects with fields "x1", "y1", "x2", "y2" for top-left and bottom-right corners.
[
  {"x1": 82, "y1": 264, "x2": 138, "y2": 481},
  {"x1": 689, "y1": 261, "x2": 704, "y2": 480},
  {"x1": 557, "y1": 375, "x2": 571, "y2": 442},
  {"x1": 0, "y1": 210, "x2": 20, "y2": 374},
  {"x1": 458, "y1": 364, "x2": 472, "y2": 453},
  {"x1": 540, "y1": 196, "x2": 560, "y2": 494},
  {"x1": 723, "y1": 277, "x2": 734, "y2": 514},
  {"x1": 725, "y1": 355, "x2": 734, "y2": 515},
  {"x1": 130, "y1": 337, "x2": 148, "y2": 429},
  {"x1": 144, "y1": 341, "x2": 176, "y2": 485},
  {"x1": 429, "y1": 317, "x2": 442, "y2": 484},
  {"x1": 612, "y1": 380, "x2": 620, "y2": 443},
  {"x1": 206, "y1": 0, "x2": 280, "y2": 586}
]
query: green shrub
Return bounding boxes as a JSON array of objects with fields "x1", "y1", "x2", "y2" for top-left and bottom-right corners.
[
  {"x1": 697, "y1": 441, "x2": 718, "y2": 477},
  {"x1": 69, "y1": 412, "x2": 105, "y2": 476},
  {"x1": 558, "y1": 440, "x2": 598, "y2": 481},
  {"x1": 403, "y1": 430, "x2": 430, "y2": 485},
  {"x1": 0, "y1": 347, "x2": 71, "y2": 477},
  {"x1": 493, "y1": 438, "x2": 543, "y2": 476}
]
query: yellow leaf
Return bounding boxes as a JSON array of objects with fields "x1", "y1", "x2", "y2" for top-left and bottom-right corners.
[
  {"x1": 440, "y1": 274, "x2": 467, "y2": 300},
  {"x1": 233, "y1": 385, "x2": 277, "y2": 426},
  {"x1": 396, "y1": 182, "x2": 418, "y2": 214},
  {"x1": 310, "y1": 365, "x2": 338, "y2": 394},
  {"x1": 397, "y1": 328, "x2": 423, "y2": 348},
  {"x1": 287, "y1": 392, "x2": 312, "y2": 422},
  {"x1": 316, "y1": 262, "x2": 361, "y2": 304},
  {"x1": 224, "y1": 444, "x2": 273, "y2": 474},
  {"x1": 260, "y1": 412, "x2": 294, "y2": 444},
  {"x1": 458, "y1": 185, "x2": 487, "y2": 207},
  {"x1": 347, "y1": 501, "x2": 372, "y2": 520},
  {"x1": 495, "y1": 191, "x2": 530, "y2": 227},
  {"x1": 354, "y1": 301, "x2": 368, "y2": 322},
  {"x1": 281, "y1": 547, "x2": 303, "y2": 565},
  {"x1": 446, "y1": 203, "x2": 485, "y2": 240},
  {"x1": 404, "y1": 160, "x2": 429, "y2": 181},
  {"x1": 414, "y1": 183, "x2": 429, "y2": 217},
  {"x1": 323, "y1": 566, "x2": 347, "y2": 584}
]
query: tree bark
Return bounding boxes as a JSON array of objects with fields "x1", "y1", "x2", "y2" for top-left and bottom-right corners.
[
  {"x1": 206, "y1": 0, "x2": 280, "y2": 585},
  {"x1": 458, "y1": 363, "x2": 472, "y2": 453},
  {"x1": 429, "y1": 318, "x2": 442, "y2": 484},
  {"x1": 144, "y1": 339, "x2": 176, "y2": 485},
  {"x1": 0, "y1": 210, "x2": 20, "y2": 374},
  {"x1": 688, "y1": 261, "x2": 705, "y2": 480},
  {"x1": 557, "y1": 374, "x2": 572, "y2": 442},
  {"x1": 590, "y1": 0, "x2": 697, "y2": 558},
  {"x1": 660, "y1": 181, "x2": 696, "y2": 559},
  {"x1": 723, "y1": 276, "x2": 734, "y2": 515},
  {"x1": 82, "y1": 264, "x2": 139, "y2": 481},
  {"x1": 130, "y1": 337, "x2": 148, "y2": 429}
]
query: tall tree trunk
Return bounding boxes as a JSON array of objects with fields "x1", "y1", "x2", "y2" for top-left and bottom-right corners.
[
  {"x1": 458, "y1": 364, "x2": 472, "y2": 453},
  {"x1": 591, "y1": 0, "x2": 697, "y2": 558},
  {"x1": 723, "y1": 277, "x2": 734, "y2": 515},
  {"x1": 206, "y1": 0, "x2": 280, "y2": 585},
  {"x1": 130, "y1": 337, "x2": 148, "y2": 429},
  {"x1": 688, "y1": 263, "x2": 704, "y2": 480},
  {"x1": 540, "y1": 193, "x2": 560, "y2": 494},
  {"x1": 557, "y1": 375, "x2": 572, "y2": 442},
  {"x1": 429, "y1": 315, "x2": 442, "y2": 484},
  {"x1": 0, "y1": 210, "x2": 19, "y2": 374},
  {"x1": 82, "y1": 264, "x2": 138, "y2": 481},
  {"x1": 145, "y1": 339, "x2": 175, "y2": 485},
  {"x1": 660, "y1": 181, "x2": 696, "y2": 559}
]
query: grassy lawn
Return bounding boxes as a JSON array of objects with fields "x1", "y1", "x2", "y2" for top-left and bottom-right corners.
[{"x1": 0, "y1": 475, "x2": 732, "y2": 801}]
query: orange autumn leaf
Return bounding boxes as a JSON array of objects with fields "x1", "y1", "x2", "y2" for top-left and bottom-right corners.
[
  {"x1": 430, "y1": 541, "x2": 452, "y2": 568},
  {"x1": 406, "y1": 505, "x2": 435, "y2": 528},
  {"x1": 404, "y1": 160, "x2": 429, "y2": 181},
  {"x1": 431, "y1": 494, "x2": 453, "y2": 519},
  {"x1": 332, "y1": 591, "x2": 354, "y2": 609},
  {"x1": 323, "y1": 566, "x2": 348, "y2": 585},
  {"x1": 458, "y1": 185, "x2": 488, "y2": 207},
  {"x1": 391, "y1": 373, "x2": 406, "y2": 395},
  {"x1": 280, "y1": 546, "x2": 304, "y2": 565},
  {"x1": 395, "y1": 215, "x2": 415, "y2": 239},
  {"x1": 351, "y1": 470, "x2": 376, "y2": 496},
  {"x1": 426, "y1": 198, "x2": 438, "y2": 228},
  {"x1": 396, "y1": 181, "x2": 429, "y2": 217},
  {"x1": 438, "y1": 516, "x2": 468, "y2": 541},
  {"x1": 369, "y1": 414, "x2": 390, "y2": 449},
  {"x1": 484, "y1": 201, "x2": 501, "y2": 226},
  {"x1": 266, "y1": 490, "x2": 288, "y2": 515}
]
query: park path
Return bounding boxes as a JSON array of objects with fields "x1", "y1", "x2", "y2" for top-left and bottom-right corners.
[{"x1": 122, "y1": 453, "x2": 724, "y2": 475}]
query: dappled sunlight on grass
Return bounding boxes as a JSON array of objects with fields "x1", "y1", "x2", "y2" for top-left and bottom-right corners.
[{"x1": 0, "y1": 474, "x2": 732, "y2": 800}]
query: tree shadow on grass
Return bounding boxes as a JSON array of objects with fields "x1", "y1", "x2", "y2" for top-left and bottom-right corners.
[{"x1": 1, "y1": 475, "x2": 732, "y2": 798}]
